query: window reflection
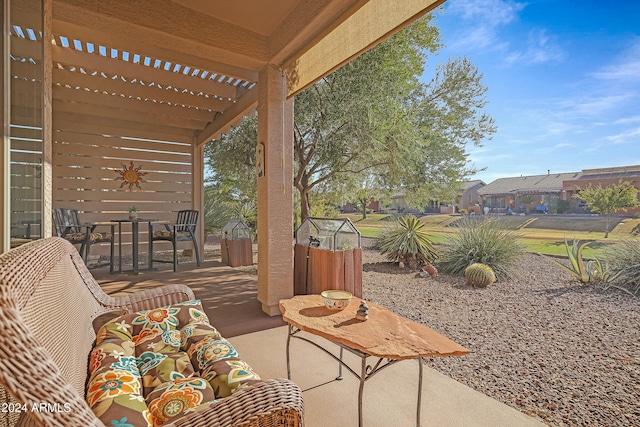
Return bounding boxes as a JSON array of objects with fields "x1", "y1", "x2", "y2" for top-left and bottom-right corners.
[{"x1": 9, "y1": 1, "x2": 43, "y2": 245}]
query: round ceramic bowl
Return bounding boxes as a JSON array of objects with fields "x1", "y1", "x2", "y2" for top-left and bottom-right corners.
[{"x1": 320, "y1": 290, "x2": 353, "y2": 310}]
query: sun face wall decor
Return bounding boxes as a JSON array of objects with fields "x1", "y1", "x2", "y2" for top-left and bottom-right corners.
[{"x1": 115, "y1": 161, "x2": 147, "y2": 190}]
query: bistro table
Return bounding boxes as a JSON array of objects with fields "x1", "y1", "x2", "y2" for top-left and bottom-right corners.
[
  {"x1": 280, "y1": 295, "x2": 470, "y2": 427},
  {"x1": 110, "y1": 218, "x2": 158, "y2": 274}
]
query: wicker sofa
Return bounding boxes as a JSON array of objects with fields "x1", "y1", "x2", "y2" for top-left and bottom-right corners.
[{"x1": 0, "y1": 237, "x2": 304, "y2": 427}]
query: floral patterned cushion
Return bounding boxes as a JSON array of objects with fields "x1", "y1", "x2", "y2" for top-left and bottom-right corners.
[
  {"x1": 152, "y1": 230, "x2": 191, "y2": 239},
  {"x1": 65, "y1": 231, "x2": 112, "y2": 242},
  {"x1": 86, "y1": 300, "x2": 261, "y2": 427}
]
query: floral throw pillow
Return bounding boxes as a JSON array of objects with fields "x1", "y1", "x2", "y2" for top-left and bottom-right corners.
[{"x1": 86, "y1": 300, "x2": 260, "y2": 427}]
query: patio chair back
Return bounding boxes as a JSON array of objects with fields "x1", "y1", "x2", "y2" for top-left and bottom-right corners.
[
  {"x1": 52, "y1": 207, "x2": 82, "y2": 236},
  {"x1": 175, "y1": 209, "x2": 199, "y2": 234},
  {"x1": 150, "y1": 209, "x2": 201, "y2": 271},
  {"x1": 51, "y1": 208, "x2": 115, "y2": 271}
]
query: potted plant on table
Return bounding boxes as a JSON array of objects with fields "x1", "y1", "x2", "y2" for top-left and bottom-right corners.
[{"x1": 128, "y1": 206, "x2": 139, "y2": 219}]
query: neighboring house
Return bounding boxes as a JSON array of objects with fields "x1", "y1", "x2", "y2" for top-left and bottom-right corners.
[
  {"x1": 341, "y1": 200, "x2": 381, "y2": 214},
  {"x1": 562, "y1": 165, "x2": 640, "y2": 215},
  {"x1": 391, "y1": 180, "x2": 486, "y2": 214},
  {"x1": 389, "y1": 193, "x2": 422, "y2": 213},
  {"x1": 477, "y1": 171, "x2": 582, "y2": 214},
  {"x1": 459, "y1": 180, "x2": 485, "y2": 212}
]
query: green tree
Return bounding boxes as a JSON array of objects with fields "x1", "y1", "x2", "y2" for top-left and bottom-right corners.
[
  {"x1": 204, "y1": 116, "x2": 257, "y2": 203},
  {"x1": 574, "y1": 181, "x2": 640, "y2": 238},
  {"x1": 205, "y1": 14, "x2": 496, "y2": 221},
  {"x1": 352, "y1": 177, "x2": 383, "y2": 219}
]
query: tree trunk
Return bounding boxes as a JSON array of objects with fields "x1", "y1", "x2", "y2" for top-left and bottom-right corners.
[
  {"x1": 300, "y1": 189, "x2": 311, "y2": 221},
  {"x1": 361, "y1": 200, "x2": 367, "y2": 219},
  {"x1": 604, "y1": 214, "x2": 610, "y2": 238}
]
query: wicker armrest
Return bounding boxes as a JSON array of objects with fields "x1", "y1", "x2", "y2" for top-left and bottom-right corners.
[
  {"x1": 109, "y1": 284, "x2": 196, "y2": 312},
  {"x1": 168, "y1": 378, "x2": 304, "y2": 427}
]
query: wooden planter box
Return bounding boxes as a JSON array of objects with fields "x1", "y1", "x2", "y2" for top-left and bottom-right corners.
[
  {"x1": 221, "y1": 238, "x2": 253, "y2": 267},
  {"x1": 293, "y1": 244, "x2": 362, "y2": 298}
]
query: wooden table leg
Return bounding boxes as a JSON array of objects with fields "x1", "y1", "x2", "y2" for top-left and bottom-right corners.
[
  {"x1": 132, "y1": 221, "x2": 139, "y2": 274},
  {"x1": 416, "y1": 356, "x2": 423, "y2": 427}
]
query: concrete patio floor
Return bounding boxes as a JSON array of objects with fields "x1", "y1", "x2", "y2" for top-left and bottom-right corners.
[{"x1": 93, "y1": 259, "x2": 544, "y2": 427}]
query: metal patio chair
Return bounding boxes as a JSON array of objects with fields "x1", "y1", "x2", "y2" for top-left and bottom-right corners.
[
  {"x1": 52, "y1": 208, "x2": 114, "y2": 272},
  {"x1": 149, "y1": 209, "x2": 201, "y2": 271}
]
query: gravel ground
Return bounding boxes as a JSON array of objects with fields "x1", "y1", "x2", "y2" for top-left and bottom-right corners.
[{"x1": 359, "y1": 240, "x2": 640, "y2": 427}]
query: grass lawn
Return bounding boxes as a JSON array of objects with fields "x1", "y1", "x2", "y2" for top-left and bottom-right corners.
[{"x1": 341, "y1": 213, "x2": 639, "y2": 258}]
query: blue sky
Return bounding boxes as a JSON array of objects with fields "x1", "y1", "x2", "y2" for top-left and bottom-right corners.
[{"x1": 427, "y1": 0, "x2": 640, "y2": 183}]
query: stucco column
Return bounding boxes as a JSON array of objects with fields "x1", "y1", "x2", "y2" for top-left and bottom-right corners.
[{"x1": 257, "y1": 64, "x2": 294, "y2": 316}]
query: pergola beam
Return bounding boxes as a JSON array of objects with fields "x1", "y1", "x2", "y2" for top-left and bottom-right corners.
[
  {"x1": 195, "y1": 90, "x2": 259, "y2": 146},
  {"x1": 53, "y1": 99, "x2": 208, "y2": 131},
  {"x1": 52, "y1": 84, "x2": 216, "y2": 123},
  {"x1": 54, "y1": 112, "x2": 197, "y2": 139},
  {"x1": 53, "y1": 68, "x2": 232, "y2": 112},
  {"x1": 52, "y1": 45, "x2": 239, "y2": 100},
  {"x1": 52, "y1": 16, "x2": 259, "y2": 83}
]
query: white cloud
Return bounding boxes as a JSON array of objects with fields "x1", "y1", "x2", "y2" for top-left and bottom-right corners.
[
  {"x1": 557, "y1": 94, "x2": 634, "y2": 117},
  {"x1": 605, "y1": 127, "x2": 640, "y2": 144},
  {"x1": 591, "y1": 39, "x2": 640, "y2": 83},
  {"x1": 447, "y1": 0, "x2": 525, "y2": 26},
  {"x1": 445, "y1": 0, "x2": 563, "y2": 66},
  {"x1": 614, "y1": 115, "x2": 640, "y2": 124}
]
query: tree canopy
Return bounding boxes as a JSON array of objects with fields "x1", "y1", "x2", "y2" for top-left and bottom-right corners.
[
  {"x1": 574, "y1": 181, "x2": 640, "y2": 238},
  {"x1": 205, "y1": 13, "x2": 496, "y2": 222}
]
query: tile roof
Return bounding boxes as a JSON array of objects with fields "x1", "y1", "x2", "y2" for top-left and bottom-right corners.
[
  {"x1": 477, "y1": 172, "x2": 582, "y2": 195},
  {"x1": 460, "y1": 180, "x2": 485, "y2": 191}
]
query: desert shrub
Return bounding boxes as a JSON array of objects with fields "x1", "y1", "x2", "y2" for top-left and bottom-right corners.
[
  {"x1": 602, "y1": 238, "x2": 640, "y2": 295},
  {"x1": 377, "y1": 214, "x2": 438, "y2": 268},
  {"x1": 437, "y1": 217, "x2": 525, "y2": 280}
]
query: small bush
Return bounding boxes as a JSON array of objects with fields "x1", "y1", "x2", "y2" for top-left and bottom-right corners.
[
  {"x1": 602, "y1": 238, "x2": 640, "y2": 295},
  {"x1": 437, "y1": 217, "x2": 525, "y2": 280}
]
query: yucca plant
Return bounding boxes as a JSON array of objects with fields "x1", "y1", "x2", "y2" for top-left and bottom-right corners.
[
  {"x1": 539, "y1": 238, "x2": 600, "y2": 283},
  {"x1": 437, "y1": 217, "x2": 524, "y2": 280},
  {"x1": 378, "y1": 214, "x2": 438, "y2": 269}
]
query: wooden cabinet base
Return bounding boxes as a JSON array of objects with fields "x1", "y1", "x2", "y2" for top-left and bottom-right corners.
[
  {"x1": 294, "y1": 244, "x2": 362, "y2": 297},
  {"x1": 221, "y1": 238, "x2": 253, "y2": 267}
]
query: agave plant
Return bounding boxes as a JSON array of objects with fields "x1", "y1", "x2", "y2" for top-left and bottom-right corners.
[
  {"x1": 378, "y1": 214, "x2": 438, "y2": 269},
  {"x1": 539, "y1": 238, "x2": 603, "y2": 283}
]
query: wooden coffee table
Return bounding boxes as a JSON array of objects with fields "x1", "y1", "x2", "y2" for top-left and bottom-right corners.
[{"x1": 280, "y1": 295, "x2": 470, "y2": 427}]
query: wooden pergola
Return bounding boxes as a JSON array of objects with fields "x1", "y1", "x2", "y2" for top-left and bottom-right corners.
[{"x1": 2, "y1": 0, "x2": 445, "y2": 315}]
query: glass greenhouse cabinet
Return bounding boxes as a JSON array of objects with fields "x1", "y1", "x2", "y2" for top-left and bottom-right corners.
[
  {"x1": 294, "y1": 217, "x2": 362, "y2": 298},
  {"x1": 295, "y1": 217, "x2": 361, "y2": 251},
  {"x1": 220, "y1": 219, "x2": 253, "y2": 267}
]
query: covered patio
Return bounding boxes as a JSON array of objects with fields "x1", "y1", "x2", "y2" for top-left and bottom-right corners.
[{"x1": 3, "y1": 0, "x2": 447, "y2": 316}]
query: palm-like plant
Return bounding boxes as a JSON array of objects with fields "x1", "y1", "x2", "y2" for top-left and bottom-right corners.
[
  {"x1": 378, "y1": 214, "x2": 438, "y2": 268},
  {"x1": 541, "y1": 238, "x2": 591, "y2": 282},
  {"x1": 539, "y1": 238, "x2": 602, "y2": 283}
]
